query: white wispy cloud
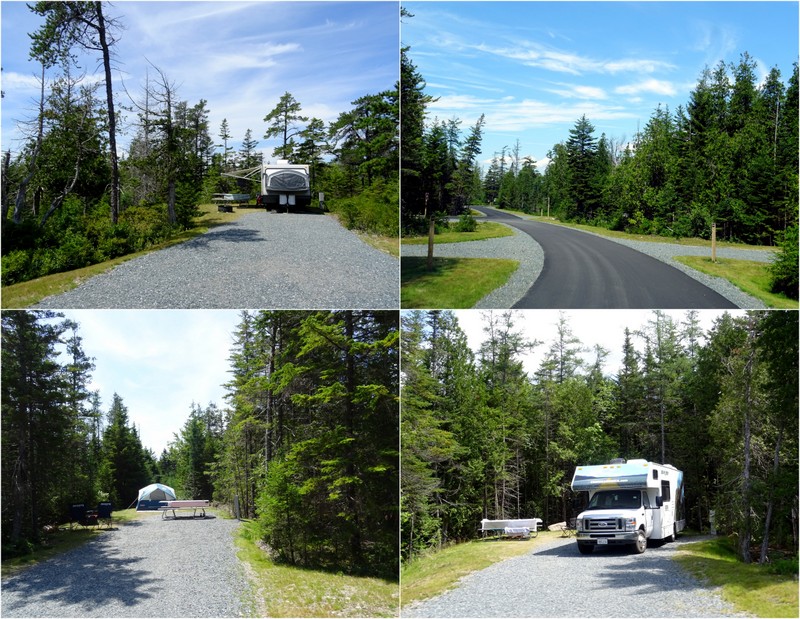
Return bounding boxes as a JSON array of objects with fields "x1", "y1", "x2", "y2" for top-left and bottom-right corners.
[
  {"x1": 430, "y1": 93, "x2": 636, "y2": 133},
  {"x1": 545, "y1": 82, "x2": 608, "y2": 100},
  {"x1": 615, "y1": 79, "x2": 677, "y2": 97},
  {"x1": 473, "y1": 42, "x2": 675, "y2": 76}
]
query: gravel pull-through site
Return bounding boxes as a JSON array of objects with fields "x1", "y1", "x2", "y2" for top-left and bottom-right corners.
[
  {"x1": 34, "y1": 211, "x2": 399, "y2": 309},
  {"x1": 402, "y1": 536, "x2": 748, "y2": 618},
  {"x1": 1, "y1": 514, "x2": 250, "y2": 618}
]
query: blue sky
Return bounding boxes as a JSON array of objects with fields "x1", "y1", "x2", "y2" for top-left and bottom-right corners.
[
  {"x1": 402, "y1": 1, "x2": 799, "y2": 171},
  {"x1": 56, "y1": 310, "x2": 242, "y2": 456},
  {"x1": 1, "y1": 1, "x2": 398, "y2": 159}
]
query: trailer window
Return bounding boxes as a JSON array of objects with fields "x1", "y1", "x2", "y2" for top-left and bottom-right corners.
[
  {"x1": 652, "y1": 469, "x2": 658, "y2": 480},
  {"x1": 661, "y1": 480, "x2": 671, "y2": 503}
]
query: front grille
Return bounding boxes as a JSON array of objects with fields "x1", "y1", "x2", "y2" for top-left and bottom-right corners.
[{"x1": 586, "y1": 518, "x2": 622, "y2": 531}]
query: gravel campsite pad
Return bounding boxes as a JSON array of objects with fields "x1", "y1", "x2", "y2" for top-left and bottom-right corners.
[
  {"x1": 1, "y1": 513, "x2": 250, "y2": 618},
  {"x1": 402, "y1": 536, "x2": 748, "y2": 618},
  {"x1": 34, "y1": 211, "x2": 399, "y2": 309}
]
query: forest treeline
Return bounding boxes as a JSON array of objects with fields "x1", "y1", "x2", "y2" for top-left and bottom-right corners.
[
  {"x1": 401, "y1": 310, "x2": 798, "y2": 566},
  {"x1": 401, "y1": 32, "x2": 798, "y2": 297},
  {"x1": 1, "y1": 310, "x2": 399, "y2": 580},
  {"x1": 2, "y1": 311, "x2": 156, "y2": 555},
  {"x1": 2, "y1": 2, "x2": 398, "y2": 288}
]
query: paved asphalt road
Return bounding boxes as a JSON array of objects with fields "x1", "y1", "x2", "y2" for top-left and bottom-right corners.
[{"x1": 474, "y1": 207, "x2": 737, "y2": 309}]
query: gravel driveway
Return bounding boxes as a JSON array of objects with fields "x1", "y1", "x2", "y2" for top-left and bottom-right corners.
[
  {"x1": 402, "y1": 536, "x2": 748, "y2": 618},
  {"x1": 34, "y1": 211, "x2": 399, "y2": 309},
  {"x1": 1, "y1": 513, "x2": 250, "y2": 618}
]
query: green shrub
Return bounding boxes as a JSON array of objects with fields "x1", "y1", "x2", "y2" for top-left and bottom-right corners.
[
  {"x1": 769, "y1": 224, "x2": 798, "y2": 300},
  {"x1": 1, "y1": 250, "x2": 32, "y2": 286},
  {"x1": 768, "y1": 557, "x2": 799, "y2": 576},
  {"x1": 57, "y1": 229, "x2": 97, "y2": 271},
  {"x1": 329, "y1": 179, "x2": 399, "y2": 237},
  {"x1": 453, "y1": 213, "x2": 477, "y2": 232}
]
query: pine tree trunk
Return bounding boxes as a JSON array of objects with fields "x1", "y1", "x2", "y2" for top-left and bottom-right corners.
[
  {"x1": 760, "y1": 426, "x2": 783, "y2": 563},
  {"x1": 95, "y1": 2, "x2": 120, "y2": 224}
]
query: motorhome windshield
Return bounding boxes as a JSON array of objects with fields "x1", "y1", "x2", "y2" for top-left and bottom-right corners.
[{"x1": 586, "y1": 490, "x2": 642, "y2": 510}]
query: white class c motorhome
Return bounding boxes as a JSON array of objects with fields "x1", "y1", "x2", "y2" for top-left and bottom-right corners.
[{"x1": 570, "y1": 458, "x2": 686, "y2": 554}]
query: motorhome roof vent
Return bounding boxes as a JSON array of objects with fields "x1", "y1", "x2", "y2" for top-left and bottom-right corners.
[
  {"x1": 627, "y1": 459, "x2": 649, "y2": 465},
  {"x1": 609, "y1": 458, "x2": 626, "y2": 465}
]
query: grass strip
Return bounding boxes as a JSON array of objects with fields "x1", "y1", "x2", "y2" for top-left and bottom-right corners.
[
  {"x1": 401, "y1": 256, "x2": 518, "y2": 308},
  {"x1": 674, "y1": 537, "x2": 799, "y2": 618},
  {"x1": 235, "y1": 520, "x2": 399, "y2": 618},
  {"x1": 401, "y1": 533, "x2": 557, "y2": 608},
  {"x1": 673, "y1": 256, "x2": 797, "y2": 309},
  {"x1": 402, "y1": 222, "x2": 514, "y2": 245}
]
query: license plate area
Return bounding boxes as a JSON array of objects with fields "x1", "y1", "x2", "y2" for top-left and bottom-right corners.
[{"x1": 597, "y1": 538, "x2": 608, "y2": 545}]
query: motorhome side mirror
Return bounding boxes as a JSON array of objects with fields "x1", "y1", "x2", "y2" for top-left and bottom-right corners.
[{"x1": 655, "y1": 496, "x2": 663, "y2": 508}]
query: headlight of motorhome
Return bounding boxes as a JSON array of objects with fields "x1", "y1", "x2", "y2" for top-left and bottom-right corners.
[
  {"x1": 624, "y1": 518, "x2": 637, "y2": 531},
  {"x1": 576, "y1": 518, "x2": 583, "y2": 531}
]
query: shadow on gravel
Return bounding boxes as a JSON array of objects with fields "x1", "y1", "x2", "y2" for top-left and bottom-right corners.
[
  {"x1": 1, "y1": 532, "x2": 161, "y2": 614},
  {"x1": 184, "y1": 226, "x2": 265, "y2": 251},
  {"x1": 535, "y1": 539, "x2": 708, "y2": 595}
]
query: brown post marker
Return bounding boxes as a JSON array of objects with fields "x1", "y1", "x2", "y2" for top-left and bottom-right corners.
[
  {"x1": 426, "y1": 193, "x2": 434, "y2": 271},
  {"x1": 711, "y1": 223, "x2": 717, "y2": 263}
]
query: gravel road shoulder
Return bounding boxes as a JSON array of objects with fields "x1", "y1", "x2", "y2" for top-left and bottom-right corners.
[
  {"x1": 402, "y1": 536, "x2": 749, "y2": 618},
  {"x1": 1, "y1": 513, "x2": 250, "y2": 618},
  {"x1": 34, "y1": 211, "x2": 399, "y2": 309}
]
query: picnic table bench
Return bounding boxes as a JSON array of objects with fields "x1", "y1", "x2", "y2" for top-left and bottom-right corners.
[
  {"x1": 480, "y1": 518, "x2": 543, "y2": 539},
  {"x1": 159, "y1": 500, "x2": 210, "y2": 520},
  {"x1": 212, "y1": 193, "x2": 251, "y2": 212}
]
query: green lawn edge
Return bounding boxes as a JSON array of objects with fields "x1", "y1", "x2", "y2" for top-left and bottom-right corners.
[
  {"x1": 402, "y1": 221, "x2": 515, "y2": 245},
  {"x1": 235, "y1": 520, "x2": 399, "y2": 618},
  {"x1": 401, "y1": 256, "x2": 518, "y2": 308},
  {"x1": 673, "y1": 256, "x2": 798, "y2": 308},
  {"x1": 674, "y1": 537, "x2": 799, "y2": 618}
]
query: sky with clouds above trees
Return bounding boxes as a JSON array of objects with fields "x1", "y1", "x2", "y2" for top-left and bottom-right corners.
[
  {"x1": 401, "y1": 1, "x2": 798, "y2": 170},
  {"x1": 1, "y1": 1, "x2": 398, "y2": 160}
]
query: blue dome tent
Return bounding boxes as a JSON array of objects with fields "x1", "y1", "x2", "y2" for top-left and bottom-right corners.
[{"x1": 137, "y1": 483, "x2": 176, "y2": 511}]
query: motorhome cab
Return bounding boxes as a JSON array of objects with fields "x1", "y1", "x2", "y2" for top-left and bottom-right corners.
[{"x1": 571, "y1": 459, "x2": 685, "y2": 554}]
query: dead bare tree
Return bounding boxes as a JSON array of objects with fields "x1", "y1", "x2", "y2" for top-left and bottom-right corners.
[{"x1": 12, "y1": 64, "x2": 46, "y2": 224}]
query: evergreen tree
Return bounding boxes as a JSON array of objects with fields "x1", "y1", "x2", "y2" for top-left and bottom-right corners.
[
  {"x1": 263, "y1": 91, "x2": 308, "y2": 161},
  {"x1": 99, "y1": 393, "x2": 152, "y2": 508},
  {"x1": 218, "y1": 118, "x2": 233, "y2": 167},
  {"x1": 2, "y1": 311, "x2": 71, "y2": 550},
  {"x1": 565, "y1": 115, "x2": 599, "y2": 220},
  {"x1": 400, "y1": 45, "x2": 436, "y2": 229}
]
